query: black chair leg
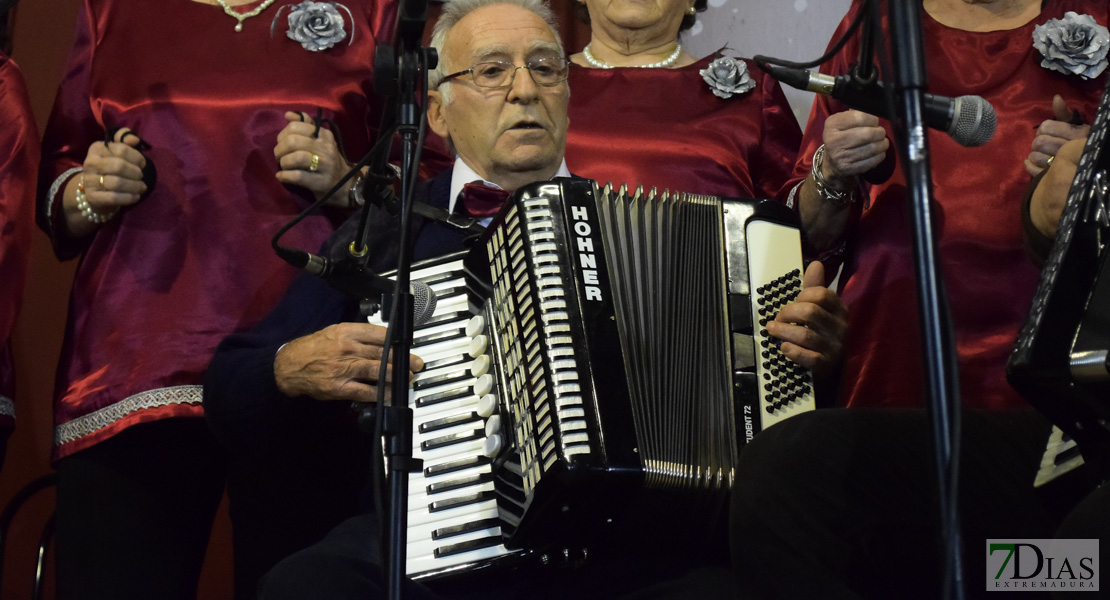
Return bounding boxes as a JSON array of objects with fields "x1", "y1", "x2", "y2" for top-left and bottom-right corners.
[
  {"x1": 0, "y1": 473, "x2": 58, "y2": 594},
  {"x1": 33, "y1": 512, "x2": 54, "y2": 600}
]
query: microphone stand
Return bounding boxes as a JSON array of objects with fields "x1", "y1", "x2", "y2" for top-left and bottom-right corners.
[
  {"x1": 366, "y1": 1, "x2": 435, "y2": 598},
  {"x1": 885, "y1": 2, "x2": 964, "y2": 598}
]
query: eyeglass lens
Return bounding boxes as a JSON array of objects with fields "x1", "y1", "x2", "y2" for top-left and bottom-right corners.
[{"x1": 471, "y1": 58, "x2": 568, "y2": 87}]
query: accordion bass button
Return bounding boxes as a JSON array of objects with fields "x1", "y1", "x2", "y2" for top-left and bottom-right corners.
[
  {"x1": 466, "y1": 315, "x2": 486, "y2": 338},
  {"x1": 474, "y1": 374, "x2": 494, "y2": 396},
  {"x1": 469, "y1": 335, "x2": 489, "y2": 358},
  {"x1": 477, "y1": 393, "x2": 498, "y2": 418},
  {"x1": 484, "y1": 433, "x2": 503, "y2": 458}
]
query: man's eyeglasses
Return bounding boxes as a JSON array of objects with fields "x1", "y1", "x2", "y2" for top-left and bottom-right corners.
[{"x1": 439, "y1": 57, "x2": 570, "y2": 89}]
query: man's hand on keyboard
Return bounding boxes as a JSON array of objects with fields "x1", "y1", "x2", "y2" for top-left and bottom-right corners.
[{"x1": 273, "y1": 322, "x2": 425, "y2": 403}]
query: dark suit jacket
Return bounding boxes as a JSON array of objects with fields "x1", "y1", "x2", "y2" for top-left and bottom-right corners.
[{"x1": 202, "y1": 169, "x2": 470, "y2": 590}]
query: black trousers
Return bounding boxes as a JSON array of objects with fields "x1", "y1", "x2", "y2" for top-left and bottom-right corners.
[
  {"x1": 55, "y1": 416, "x2": 368, "y2": 600},
  {"x1": 260, "y1": 495, "x2": 737, "y2": 600},
  {"x1": 55, "y1": 418, "x2": 226, "y2": 600},
  {"x1": 729, "y1": 408, "x2": 1102, "y2": 600}
]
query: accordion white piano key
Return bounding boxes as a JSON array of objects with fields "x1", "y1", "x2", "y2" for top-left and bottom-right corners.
[
  {"x1": 412, "y1": 376, "x2": 479, "y2": 402},
  {"x1": 484, "y1": 414, "x2": 501, "y2": 437},
  {"x1": 413, "y1": 421, "x2": 484, "y2": 453},
  {"x1": 407, "y1": 473, "x2": 495, "y2": 507},
  {"x1": 469, "y1": 336, "x2": 489, "y2": 358},
  {"x1": 412, "y1": 395, "x2": 482, "y2": 421},
  {"x1": 408, "y1": 463, "x2": 491, "y2": 497},
  {"x1": 473, "y1": 374, "x2": 494, "y2": 397},
  {"x1": 411, "y1": 338, "x2": 475, "y2": 365},
  {"x1": 412, "y1": 399, "x2": 481, "y2": 429},
  {"x1": 406, "y1": 505, "x2": 502, "y2": 551},
  {"x1": 412, "y1": 437, "x2": 486, "y2": 463},
  {"x1": 465, "y1": 315, "x2": 486, "y2": 338},
  {"x1": 484, "y1": 434, "x2": 503, "y2": 459},
  {"x1": 477, "y1": 394, "x2": 498, "y2": 418},
  {"x1": 408, "y1": 528, "x2": 504, "y2": 565},
  {"x1": 412, "y1": 356, "x2": 488, "y2": 387},
  {"x1": 407, "y1": 482, "x2": 498, "y2": 527}
]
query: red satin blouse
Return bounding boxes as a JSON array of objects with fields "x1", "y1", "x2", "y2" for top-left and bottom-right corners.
[
  {"x1": 565, "y1": 55, "x2": 802, "y2": 199},
  {"x1": 0, "y1": 53, "x2": 38, "y2": 432},
  {"x1": 37, "y1": 0, "x2": 397, "y2": 459},
  {"x1": 790, "y1": 0, "x2": 1109, "y2": 410}
]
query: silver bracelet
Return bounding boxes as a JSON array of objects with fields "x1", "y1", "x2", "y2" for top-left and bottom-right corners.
[
  {"x1": 347, "y1": 171, "x2": 365, "y2": 209},
  {"x1": 811, "y1": 144, "x2": 856, "y2": 208}
]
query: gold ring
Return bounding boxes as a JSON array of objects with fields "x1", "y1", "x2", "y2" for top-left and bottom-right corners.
[
  {"x1": 99, "y1": 174, "x2": 106, "y2": 188},
  {"x1": 308, "y1": 154, "x2": 320, "y2": 173},
  {"x1": 1046, "y1": 155, "x2": 1055, "y2": 168}
]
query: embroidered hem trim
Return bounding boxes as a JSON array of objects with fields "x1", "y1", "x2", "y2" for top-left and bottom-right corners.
[
  {"x1": 54, "y1": 385, "x2": 204, "y2": 446},
  {"x1": 0, "y1": 396, "x2": 12, "y2": 419}
]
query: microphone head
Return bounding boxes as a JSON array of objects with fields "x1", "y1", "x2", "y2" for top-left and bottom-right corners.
[
  {"x1": 949, "y1": 95, "x2": 997, "y2": 147},
  {"x1": 411, "y1": 281, "x2": 438, "y2": 326}
]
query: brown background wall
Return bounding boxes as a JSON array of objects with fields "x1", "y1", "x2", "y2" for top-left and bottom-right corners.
[
  {"x1": 0, "y1": 1, "x2": 586, "y2": 598},
  {"x1": 6, "y1": 1, "x2": 86, "y2": 597}
]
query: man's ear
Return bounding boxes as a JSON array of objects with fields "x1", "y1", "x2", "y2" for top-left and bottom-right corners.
[{"x1": 427, "y1": 90, "x2": 450, "y2": 142}]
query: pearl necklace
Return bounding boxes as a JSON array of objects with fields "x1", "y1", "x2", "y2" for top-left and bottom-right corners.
[
  {"x1": 582, "y1": 42, "x2": 682, "y2": 69},
  {"x1": 214, "y1": 0, "x2": 278, "y2": 32}
]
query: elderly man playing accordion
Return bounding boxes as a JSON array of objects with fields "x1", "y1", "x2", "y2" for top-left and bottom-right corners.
[{"x1": 204, "y1": 0, "x2": 847, "y2": 597}]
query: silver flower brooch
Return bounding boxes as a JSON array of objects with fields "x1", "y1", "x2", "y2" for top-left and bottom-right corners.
[
  {"x1": 1033, "y1": 11, "x2": 1110, "y2": 80},
  {"x1": 701, "y1": 56, "x2": 756, "y2": 99},
  {"x1": 271, "y1": 0, "x2": 354, "y2": 52}
]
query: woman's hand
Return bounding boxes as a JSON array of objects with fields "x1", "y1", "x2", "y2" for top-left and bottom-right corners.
[
  {"x1": 819, "y1": 109, "x2": 890, "y2": 186},
  {"x1": 63, "y1": 128, "x2": 148, "y2": 237},
  {"x1": 1026, "y1": 95, "x2": 1090, "y2": 177},
  {"x1": 797, "y1": 110, "x2": 889, "y2": 252},
  {"x1": 274, "y1": 111, "x2": 358, "y2": 207},
  {"x1": 1031, "y1": 137, "x2": 1084, "y2": 239},
  {"x1": 768, "y1": 261, "x2": 848, "y2": 382}
]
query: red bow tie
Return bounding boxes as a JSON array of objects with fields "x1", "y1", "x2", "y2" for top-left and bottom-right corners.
[{"x1": 456, "y1": 182, "x2": 511, "y2": 219}]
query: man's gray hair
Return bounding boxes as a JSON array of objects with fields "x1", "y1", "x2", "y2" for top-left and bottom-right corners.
[{"x1": 428, "y1": 0, "x2": 564, "y2": 98}]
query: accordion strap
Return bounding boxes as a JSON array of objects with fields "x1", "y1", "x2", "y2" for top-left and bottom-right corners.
[{"x1": 412, "y1": 200, "x2": 486, "y2": 236}]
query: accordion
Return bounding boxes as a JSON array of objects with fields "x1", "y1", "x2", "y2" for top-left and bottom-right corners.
[
  {"x1": 1007, "y1": 77, "x2": 1110, "y2": 480},
  {"x1": 375, "y1": 178, "x2": 815, "y2": 579}
]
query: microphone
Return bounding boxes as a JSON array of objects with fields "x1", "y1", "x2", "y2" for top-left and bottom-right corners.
[
  {"x1": 407, "y1": 280, "x2": 438, "y2": 326},
  {"x1": 760, "y1": 63, "x2": 996, "y2": 147},
  {"x1": 276, "y1": 246, "x2": 439, "y2": 325}
]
